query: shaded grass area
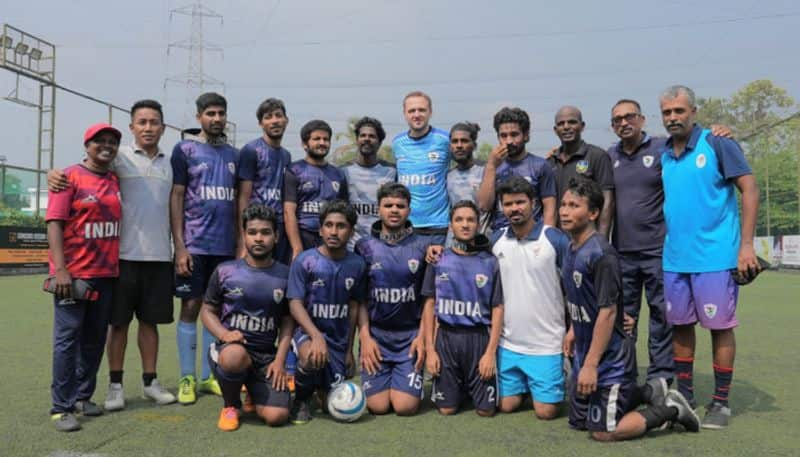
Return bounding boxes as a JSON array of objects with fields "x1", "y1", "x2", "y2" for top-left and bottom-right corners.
[{"x1": 1, "y1": 272, "x2": 798, "y2": 456}]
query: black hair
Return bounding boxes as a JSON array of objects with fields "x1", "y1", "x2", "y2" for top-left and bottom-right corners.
[
  {"x1": 196, "y1": 92, "x2": 227, "y2": 113},
  {"x1": 241, "y1": 203, "x2": 278, "y2": 231},
  {"x1": 130, "y1": 99, "x2": 164, "y2": 122},
  {"x1": 565, "y1": 177, "x2": 604, "y2": 213},
  {"x1": 493, "y1": 107, "x2": 531, "y2": 134},
  {"x1": 449, "y1": 200, "x2": 480, "y2": 221},
  {"x1": 300, "y1": 119, "x2": 332, "y2": 144},
  {"x1": 319, "y1": 199, "x2": 357, "y2": 228},
  {"x1": 612, "y1": 99, "x2": 642, "y2": 113},
  {"x1": 256, "y1": 98, "x2": 287, "y2": 120},
  {"x1": 497, "y1": 175, "x2": 537, "y2": 201},
  {"x1": 377, "y1": 182, "x2": 411, "y2": 205},
  {"x1": 450, "y1": 122, "x2": 480, "y2": 142},
  {"x1": 354, "y1": 116, "x2": 386, "y2": 142}
]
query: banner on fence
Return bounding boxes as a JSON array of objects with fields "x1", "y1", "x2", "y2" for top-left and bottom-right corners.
[
  {"x1": 0, "y1": 226, "x2": 48, "y2": 268},
  {"x1": 782, "y1": 235, "x2": 800, "y2": 267}
]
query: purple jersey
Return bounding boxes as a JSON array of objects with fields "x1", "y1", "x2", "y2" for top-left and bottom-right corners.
[
  {"x1": 171, "y1": 138, "x2": 238, "y2": 256},
  {"x1": 421, "y1": 248, "x2": 503, "y2": 328},
  {"x1": 287, "y1": 248, "x2": 367, "y2": 352},
  {"x1": 354, "y1": 228, "x2": 429, "y2": 331},
  {"x1": 204, "y1": 259, "x2": 290, "y2": 354},
  {"x1": 562, "y1": 233, "x2": 636, "y2": 386},
  {"x1": 238, "y1": 137, "x2": 292, "y2": 222},
  {"x1": 492, "y1": 153, "x2": 557, "y2": 230},
  {"x1": 283, "y1": 160, "x2": 349, "y2": 232}
]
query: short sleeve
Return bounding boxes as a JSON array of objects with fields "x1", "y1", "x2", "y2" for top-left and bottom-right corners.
[
  {"x1": 171, "y1": 143, "x2": 189, "y2": 186},
  {"x1": 593, "y1": 253, "x2": 621, "y2": 309},
  {"x1": 421, "y1": 263, "x2": 437, "y2": 298},
  {"x1": 351, "y1": 265, "x2": 368, "y2": 302},
  {"x1": 203, "y1": 268, "x2": 224, "y2": 306},
  {"x1": 537, "y1": 163, "x2": 557, "y2": 198},
  {"x1": 339, "y1": 175, "x2": 350, "y2": 201},
  {"x1": 544, "y1": 227, "x2": 570, "y2": 269},
  {"x1": 286, "y1": 255, "x2": 308, "y2": 300},
  {"x1": 710, "y1": 136, "x2": 752, "y2": 180},
  {"x1": 283, "y1": 169, "x2": 299, "y2": 203},
  {"x1": 490, "y1": 260, "x2": 504, "y2": 307},
  {"x1": 238, "y1": 144, "x2": 257, "y2": 181},
  {"x1": 45, "y1": 171, "x2": 76, "y2": 222},
  {"x1": 592, "y1": 149, "x2": 615, "y2": 191}
]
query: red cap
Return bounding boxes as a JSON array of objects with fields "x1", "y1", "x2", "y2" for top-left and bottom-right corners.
[{"x1": 83, "y1": 123, "x2": 122, "y2": 145}]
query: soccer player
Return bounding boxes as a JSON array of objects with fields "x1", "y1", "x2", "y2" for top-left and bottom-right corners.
[
  {"x1": 237, "y1": 98, "x2": 293, "y2": 264},
  {"x1": 283, "y1": 120, "x2": 349, "y2": 260},
  {"x1": 547, "y1": 106, "x2": 614, "y2": 236},
  {"x1": 393, "y1": 91, "x2": 451, "y2": 245},
  {"x1": 491, "y1": 176, "x2": 567, "y2": 420},
  {"x1": 340, "y1": 116, "x2": 397, "y2": 249},
  {"x1": 560, "y1": 178, "x2": 699, "y2": 441},
  {"x1": 422, "y1": 200, "x2": 504, "y2": 417},
  {"x1": 447, "y1": 122, "x2": 484, "y2": 206},
  {"x1": 287, "y1": 200, "x2": 367, "y2": 424},
  {"x1": 478, "y1": 107, "x2": 557, "y2": 231},
  {"x1": 46, "y1": 123, "x2": 123, "y2": 431},
  {"x1": 355, "y1": 183, "x2": 428, "y2": 415},
  {"x1": 170, "y1": 92, "x2": 239, "y2": 404},
  {"x1": 659, "y1": 85, "x2": 759, "y2": 429},
  {"x1": 200, "y1": 204, "x2": 294, "y2": 431},
  {"x1": 47, "y1": 100, "x2": 176, "y2": 411}
]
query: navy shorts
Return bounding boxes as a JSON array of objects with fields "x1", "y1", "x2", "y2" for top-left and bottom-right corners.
[
  {"x1": 299, "y1": 229, "x2": 322, "y2": 251},
  {"x1": 208, "y1": 342, "x2": 290, "y2": 408},
  {"x1": 292, "y1": 327, "x2": 347, "y2": 392},
  {"x1": 568, "y1": 381, "x2": 638, "y2": 433},
  {"x1": 432, "y1": 324, "x2": 497, "y2": 412},
  {"x1": 360, "y1": 327, "x2": 423, "y2": 399},
  {"x1": 174, "y1": 254, "x2": 232, "y2": 299}
]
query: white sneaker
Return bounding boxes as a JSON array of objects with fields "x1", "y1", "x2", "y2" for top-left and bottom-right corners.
[
  {"x1": 105, "y1": 383, "x2": 125, "y2": 411},
  {"x1": 143, "y1": 379, "x2": 177, "y2": 405}
]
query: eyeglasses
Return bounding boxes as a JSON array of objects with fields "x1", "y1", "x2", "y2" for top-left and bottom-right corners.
[{"x1": 611, "y1": 113, "x2": 641, "y2": 126}]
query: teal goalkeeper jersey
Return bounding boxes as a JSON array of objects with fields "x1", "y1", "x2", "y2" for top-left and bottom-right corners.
[{"x1": 392, "y1": 127, "x2": 451, "y2": 229}]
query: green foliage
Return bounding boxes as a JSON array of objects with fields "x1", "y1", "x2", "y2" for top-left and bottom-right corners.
[
  {"x1": 0, "y1": 208, "x2": 45, "y2": 227},
  {"x1": 332, "y1": 116, "x2": 395, "y2": 165},
  {"x1": 476, "y1": 142, "x2": 493, "y2": 162}
]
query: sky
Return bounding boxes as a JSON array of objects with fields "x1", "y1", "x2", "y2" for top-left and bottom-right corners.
[{"x1": 1, "y1": 0, "x2": 798, "y2": 172}]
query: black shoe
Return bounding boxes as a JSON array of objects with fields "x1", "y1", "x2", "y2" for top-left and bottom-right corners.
[
  {"x1": 665, "y1": 390, "x2": 700, "y2": 432},
  {"x1": 290, "y1": 399, "x2": 312, "y2": 425},
  {"x1": 75, "y1": 400, "x2": 103, "y2": 417}
]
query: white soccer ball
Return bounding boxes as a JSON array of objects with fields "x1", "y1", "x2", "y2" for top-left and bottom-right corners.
[{"x1": 327, "y1": 381, "x2": 367, "y2": 423}]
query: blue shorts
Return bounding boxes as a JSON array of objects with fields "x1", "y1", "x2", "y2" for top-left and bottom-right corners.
[
  {"x1": 292, "y1": 327, "x2": 347, "y2": 393},
  {"x1": 568, "y1": 381, "x2": 638, "y2": 433},
  {"x1": 360, "y1": 327, "x2": 423, "y2": 399},
  {"x1": 497, "y1": 347, "x2": 564, "y2": 404},
  {"x1": 174, "y1": 254, "x2": 232, "y2": 299},
  {"x1": 664, "y1": 270, "x2": 739, "y2": 330}
]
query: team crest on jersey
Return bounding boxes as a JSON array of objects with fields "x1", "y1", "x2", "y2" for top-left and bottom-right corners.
[
  {"x1": 572, "y1": 271, "x2": 583, "y2": 288},
  {"x1": 227, "y1": 287, "x2": 244, "y2": 298},
  {"x1": 475, "y1": 274, "x2": 488, "y2": 288},
  {"x1": 576, "y1": 160, "x2": 589, "y2": 174},
  {"x1": 345, "y1": 277, "x2": 355, "y2": 290},
  {"x1": 312, "y1": 279, "x2": 326, "y2": 288},
  {"x1": 696, "y1": 153, "x2": 707, "y2": 169},
  {"x1": 703, "y1": 303, "x2": 717, "y2": 319},
  {"x1": 532, "y1": 245, "x2": 541, "y2": 256},
  {"x1": 227, "y1": 162, "x2": 236, "y2": 175},
  {"x1": 332, "y1": 181, "x2": 340, "y2": 192},
  {"x1": 437, "y1": 272, "x2": 449, "y2": 282},
  {"x1": 273, "y1": 289, "x2": 284, "y2": 303},
  {"x1": 428, "y1": 151, "x2": 440, "y2": 162},
  {"x1": 408, "y1": 259, "x2": 420, "y2": 273},
  {"x1": 642, "y1": 155, "x2": 654, "y2": 168},
  {"x1": 614, "y1": 159, "x2": 620, "y2": 168}
]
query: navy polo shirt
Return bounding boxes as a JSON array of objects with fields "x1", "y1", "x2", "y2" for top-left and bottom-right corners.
[
  {"x1": 607, "y1": 133, "x2": 667, "y2": 255},
  {"x1": 548, "y1": 141, "x2": 615, "y2": 205}
]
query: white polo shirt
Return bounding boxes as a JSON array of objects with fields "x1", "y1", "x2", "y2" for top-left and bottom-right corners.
[
  {"x1": 112, "y1": 144, "x2": 172, "y2": 262},
  {"x1": 492, "y1": 222, "x2": 568, "y2": 355}
]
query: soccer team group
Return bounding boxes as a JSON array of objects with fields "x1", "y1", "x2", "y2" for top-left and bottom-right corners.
[{"x1": 44, "y1": 85, "x2": 762, "y2": 441}]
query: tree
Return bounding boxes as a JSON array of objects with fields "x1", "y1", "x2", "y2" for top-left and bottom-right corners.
[
  {"x1": 332, "y1": 117, "x2": 395, "y2": 166},
  {"x1": 476, "y1": 143, "x2": 493, "y2": 163}
]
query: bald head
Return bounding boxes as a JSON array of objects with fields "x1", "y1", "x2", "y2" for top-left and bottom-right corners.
[{"x1": 554, "y1": 106, "x2": 585, "y2": 145}]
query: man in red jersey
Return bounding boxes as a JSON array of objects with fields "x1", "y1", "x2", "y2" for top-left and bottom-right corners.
[{"x1": 46, "y1": 123, "x2": 123, "y2": 432}]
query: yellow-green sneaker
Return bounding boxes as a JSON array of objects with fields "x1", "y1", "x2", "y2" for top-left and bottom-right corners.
[
  {"x1": 178, "y1": 375, "x2": 197, "y2": 405},
  {"x1": 199, "y1": 376, "x2": 222, "y2": 396}
]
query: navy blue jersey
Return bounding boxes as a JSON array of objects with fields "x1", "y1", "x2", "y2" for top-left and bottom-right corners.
[
  {"x1": 204, "y1": 259, "x2": 290, "y2": 354},
  {"x1": 283, "y1": 160, "x2": 349, "y2": 232},
  {"x1": 171, "y1": 137, "x2": 238, "y2": 256},
  {"x1": 421, "y1": 249, "x2": 503, "y2": 327},
  {"x1": 238, "y1": 137, "x2": 292, "y2": 223},
  {"x1": 492, "y1": 153, "x2": 557, "y2": 230},
  {"x1": 354, "y1": 229, "x2": 429, "y2": 331},
  {"x1": 287, "y1": 248, "x2": 367, "y2": 352},
  {"x1": 561, "y1": 233, "x2": 636, "y2": 386}
]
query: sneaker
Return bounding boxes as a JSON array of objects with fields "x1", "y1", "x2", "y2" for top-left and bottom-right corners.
[
  {"x1": 242, "y1": 391, "x2": 256, "y2": 414},
  {"x1": 104, "y1": 383, "x2": 125, "y2": 411},
  {"x1": 646, "y1": 377, "x2": 669, "y2": 406},
  {"x1": 51, "y1": 413, "x2": 81, "y2": 432},
  {"x1": 702, "y1": 402, "x2": 731, "y2": 430},
  {"x1": 178, "y1": 375, "x2": 197, "y2": 405},
  {"x1": 199, "y1": 376, "x2": 222, "y2": 396},
  {"x1": 74, "y1": 400, "x2": 103, "y2": 417},
  {"x1": 217, "y1": 406, "x2": 240, "y2": 432},
  {"x1": 665, "y1": 390, "x2": 700, "y2": 432},
  {"x1": 143, "y1": 379, "x2": 177, "y2": 405},
  {"x1": 290, "y1": 399, "x2": 312, "y2": 425}
]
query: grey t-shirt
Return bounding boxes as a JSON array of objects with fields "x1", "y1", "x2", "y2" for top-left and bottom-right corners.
[{"x1": 340, "y1": 160, "x2": 397, "y2": 248}]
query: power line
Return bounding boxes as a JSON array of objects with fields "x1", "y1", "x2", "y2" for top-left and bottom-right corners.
[{"x1": 740, "y1": 112, "x2": 800, "y2": 141}]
